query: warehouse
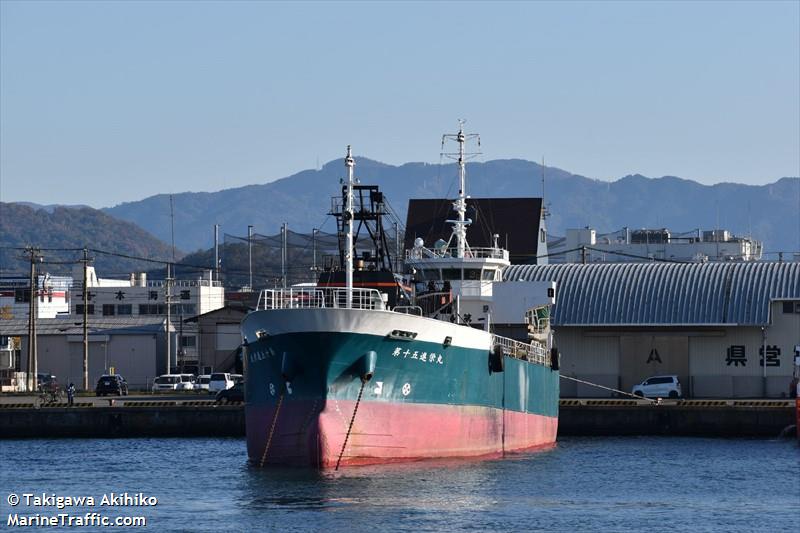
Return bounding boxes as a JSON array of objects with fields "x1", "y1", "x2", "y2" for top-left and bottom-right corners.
[
  {"x1": 1, "y1": 317, "x2": 168, "y2": 391},
  {"x1": 504, "y1": 262, "x2": 800, "y2": 398}
]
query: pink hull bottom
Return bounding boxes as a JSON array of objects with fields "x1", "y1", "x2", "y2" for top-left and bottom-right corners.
[{"x1": 246, "y1": 400, "x2": 558, "y2": 468}]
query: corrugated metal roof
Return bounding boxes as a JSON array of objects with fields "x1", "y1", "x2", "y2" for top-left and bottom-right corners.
[
  {"x1": 503, "y1": 262, "x2": 800, "y2": 326},
  {"x1": 0, "y1": 317, "x2": 166, "y2": 336}
]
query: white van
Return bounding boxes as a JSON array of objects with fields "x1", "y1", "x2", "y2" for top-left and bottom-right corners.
[
  {"x1": 208, "y1": 373, "x2": 234, "y2": 393},
  {"x1": 194, "y1": 374, "x2": 211, "y2": 392},
  {"x1": 153, "y1": 374, "x2": 182, "y2": 392},
  {"x1": 177, "y1": 374, "x2": 196, "y2": 391}
]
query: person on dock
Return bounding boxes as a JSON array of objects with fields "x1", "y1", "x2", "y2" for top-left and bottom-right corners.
[{"x1": 67, "y1": 382, "x2": 76, "y2": 407}]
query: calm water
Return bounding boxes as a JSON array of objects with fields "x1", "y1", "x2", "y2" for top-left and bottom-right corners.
[{"x1": 1, "y1": 437, "x2": 797, "y2": 532}]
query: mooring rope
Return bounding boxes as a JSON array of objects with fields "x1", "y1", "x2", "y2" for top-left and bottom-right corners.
[
  {"x1": 259, "y1": 392, "x2": 284, "y2": 467},
  {"x1": 559, "y1": 374, "x2": 656, "y2": 402},
  {"x1": 335, "y1": 380, "x2": 366, "y2": 471}
]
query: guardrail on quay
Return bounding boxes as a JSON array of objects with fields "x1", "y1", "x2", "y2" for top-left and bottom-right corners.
[{"x1": 0, "y1": 399, "x2": 795, "y2": 439}]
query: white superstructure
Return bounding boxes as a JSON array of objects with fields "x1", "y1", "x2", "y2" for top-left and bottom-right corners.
[{"x1": 406, "y1": 121, "x2": 516, "y2": 328}]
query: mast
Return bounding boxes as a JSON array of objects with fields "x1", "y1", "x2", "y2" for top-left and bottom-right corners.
[
  {"x1": 442, "y1": 120, "x2": 480, "y2": 258},
  {"x1": 344, "y1": 145, "x2": 355, "y2": 308},
  {"x1": 455, "y1": 123, "x2": 467, "y2": 258}
]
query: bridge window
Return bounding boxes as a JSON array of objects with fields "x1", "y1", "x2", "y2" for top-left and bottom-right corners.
[
  {"x1": 442, "y1": 268, "x2": 460, "y2": 281},
  {"x1": 464, "y1": 269, "x2": 481, "y2": 280},
  {"x1": 422, "y1": 269, "x2": 441, "y2": 280},
  {"x1": 482, "y1": 269, "x2": 496, "y2": 281}
]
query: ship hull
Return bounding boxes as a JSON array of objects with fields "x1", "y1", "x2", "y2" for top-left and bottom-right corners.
[{"x1": 242, "y1": 308, "x2": 559, "y2": 468}]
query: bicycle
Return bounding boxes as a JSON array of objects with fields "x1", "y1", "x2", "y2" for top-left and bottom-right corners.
[{"x1": 36, "y1": 385, "x2": 65, "y2": 407}]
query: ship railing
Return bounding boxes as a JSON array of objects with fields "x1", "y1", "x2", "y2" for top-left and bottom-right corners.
[
  {"x1": 406, "y1": 247, "x2": 509, "y2": 261},
  {"x1": 257, "y1": 287, "x2": 386, "y2": 311},
  {"x1": 491, "y1": 334, "x2": 549, "y2": 366},
  {"x1": 393, "y1": 305, "x2": 423, "y2": 316}
]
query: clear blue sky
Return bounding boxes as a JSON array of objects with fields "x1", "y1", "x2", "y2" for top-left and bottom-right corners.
[{"x1": 1, "y1": 0, "x2": 798, "y2": 207}]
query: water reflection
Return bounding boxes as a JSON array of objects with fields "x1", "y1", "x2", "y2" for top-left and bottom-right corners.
[
  {"x1": 237, "y1": 447, "x2": 560, "y2": 518},
  {"x1": 1, "y1": 437, "x2": 796, "y2": 533}
]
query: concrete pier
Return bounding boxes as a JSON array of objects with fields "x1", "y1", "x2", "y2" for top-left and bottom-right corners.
[
  {"x1": 0, "y1": 404, "x2": 244, "y2": 439},
  {"x1": 557, "y1": 399, "x2": 796, "y2": 437},
  {"x1": 0, "y1": 399, "x2": 795, "y2": 439}
]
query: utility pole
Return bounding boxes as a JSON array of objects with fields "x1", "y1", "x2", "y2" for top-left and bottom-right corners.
[
  {"x1": 394, "y1": 222, "x2": 400, "y2": 272},
  {"x1": 165, "y1": 263, "x2": 173, "y2": 375},
  {"x1": 312, "y1": 228, "x2": 318, "y2": 274},
  {"x1": 25, "y1": 247, "x2": 41, "y2": 392},
  {"x1": 214, "y1": 224, "x2": 220, "y2": 282},
  {"x1": 281, "y1": 223, "x2": 288, "y2": 288},
  {"x1": 178, "y1": 311, "x2": 184, "y2": 374},
  {"x1": 81, "y1": 248, "x2": 91, "y2": 390},
  {"x1": 248, "y1": 225, "x2": 254, "y2": 290}
]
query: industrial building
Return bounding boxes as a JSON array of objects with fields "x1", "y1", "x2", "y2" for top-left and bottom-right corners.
[
  {"x1": 0, "y1": 317, "x2": 169, "y2": 391},
  {"x1": 547, "y1": 227, "x2": 762, "y2": 263},
  {"x1": 0, "y1": 265, "x2": 228, "y2": 390},
  {"x1": 68, "y1": 265, "x2": 225, "y2": 373},
  {"x1": 0, "y1": 275, "x2": 71, "y2": 319},
  {"x1": 185, "y1": 305, "x2": 249, "y2": 374},
  {"x1": 504, "y1": 262, "x2": 800, "y2": 398}
]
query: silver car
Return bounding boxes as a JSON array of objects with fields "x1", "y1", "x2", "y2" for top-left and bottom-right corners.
[{"x1": 632, "y1": 375, "x2": 682, "y2": 399}]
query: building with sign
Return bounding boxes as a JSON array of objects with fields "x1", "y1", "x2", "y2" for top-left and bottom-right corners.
[
  {"x1": 503, "y1": 262, "x2": 800, "y2": 398},
  {"x1": 70, "y1": 266, "x2": 225, "y2": 374}
]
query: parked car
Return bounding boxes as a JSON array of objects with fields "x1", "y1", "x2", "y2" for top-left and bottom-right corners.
[
  {"x1": 176, "y1": 374, "x2": 196, "y2": 391},
  {"x1": 96, "y1": 374, "x2": 128, "y2": 396},
  {"x1": 215, "y1": 382, "x2": 244, "y2": 403},
  {"x1": 193, "y1": 374, "x2": 211, "y2": 392},
  {"x1": 230, "y1": 373, "x2": 243, "y2": 385},
  {"x1": 632, "y1": 375, "x2": 682, "y2": 398},
  {"x1": 208, "y1": 373, "x2": 234, "y2": 393},
  {"x1": 153, "y1": 374, "x2": 183, "y2": 392}
]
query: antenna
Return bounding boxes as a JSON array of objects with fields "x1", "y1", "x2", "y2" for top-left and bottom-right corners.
[
  {"x1": 541, "y1": 156, "x2": 545, "y2": 202},
  {"x1": 541, "y1": 156, "x2": 549, "y2": 219},
  {"x1": 248, "y1": 225, "x2": 254, "y2": 291}
]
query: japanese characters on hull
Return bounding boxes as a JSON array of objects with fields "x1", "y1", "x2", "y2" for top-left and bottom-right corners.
[{"x1": 391, "y1": 346, "x2": 445, "y2": 365}]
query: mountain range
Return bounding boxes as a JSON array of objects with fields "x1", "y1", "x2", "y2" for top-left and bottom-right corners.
[
  {"x1": 102, "y1": 159, "x2": 800, "y2": 256},
  {"x1": 3, "y1": 160, "x2": 798, "y2": 279},
  {"x1": 0, "y1": 203, "x2": 179, "y2": 276}
]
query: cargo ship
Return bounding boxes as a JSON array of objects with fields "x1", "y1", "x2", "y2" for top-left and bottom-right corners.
[{"x1": 241, "y1": 123, "x2": 559, "y2": 468}]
